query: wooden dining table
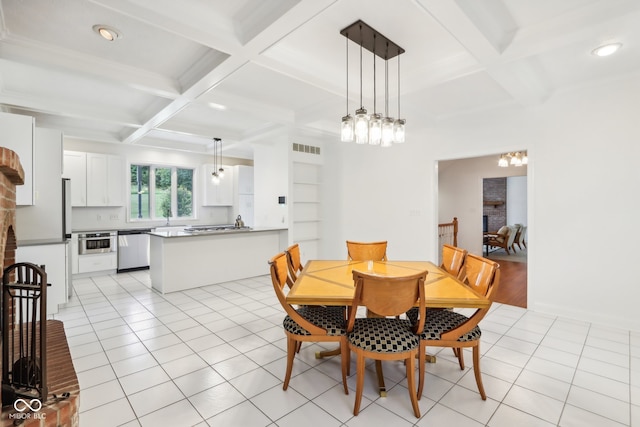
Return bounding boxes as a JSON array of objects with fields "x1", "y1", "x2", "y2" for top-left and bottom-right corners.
[{"x1": 286, "y1": 259, "x2": 491, "y2": 396}]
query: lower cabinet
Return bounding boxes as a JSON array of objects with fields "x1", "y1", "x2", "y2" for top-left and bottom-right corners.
[
  {"x1": 16, "y1": 243, "x2": 69, "y2": 315},
  {"x1": 78, "y1": 253, "x2": 117, "y2": 274}
]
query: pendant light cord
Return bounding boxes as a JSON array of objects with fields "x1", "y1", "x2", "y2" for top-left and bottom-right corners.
[
  {"x1": 397, "y1": 54, "x2": 401, "y2": 118},
  {"x1": 345, "y1": 32, "x2": 349, "y2": 114},
  {"x1": 359, "y1": 25, "x2": 363, "y2": 109}
]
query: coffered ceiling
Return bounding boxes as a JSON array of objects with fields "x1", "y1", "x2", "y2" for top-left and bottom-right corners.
[{"x1": 1, "y1": 0, "x2": 638, "y2": 158}]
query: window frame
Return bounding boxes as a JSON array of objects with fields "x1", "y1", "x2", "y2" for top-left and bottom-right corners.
[{"x1": 129, "y1": 163, "x2": 196, "y2": 222}]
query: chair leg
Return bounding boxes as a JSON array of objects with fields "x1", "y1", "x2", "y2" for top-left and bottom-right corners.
[
  {"x1": 472, "y1": 344, "x2": 486, "y2": 400},
  {"x1": 353, "y1": 352, "x2": 365, "y2": 416},
  {"x1": 295, "y1": 342, "x2": 302, "y2": 353},
  {"x1": 455, "y1": 347, "x2": 465, "y2": 370},
  {"x1": 283, "y1": 337, "x2": 297, "y2": 390},
  {"x1": 340, "y1": 339, "x2": 349, "y2": 395},
  {"x1": 417, "y1": 343, "x2": 425, "y2": 400},
  {"x1": 406, "y1": 353, "x2": 420, "y2": 418}
]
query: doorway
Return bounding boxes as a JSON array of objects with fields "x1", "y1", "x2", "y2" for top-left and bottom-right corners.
[{"x1": 437, "y1": 154, "x2": 528, "y2": 308}]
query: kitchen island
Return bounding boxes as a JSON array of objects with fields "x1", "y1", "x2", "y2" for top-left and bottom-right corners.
[{"x1": 149, "y1": 227, "x2": 288, "y2": 293}]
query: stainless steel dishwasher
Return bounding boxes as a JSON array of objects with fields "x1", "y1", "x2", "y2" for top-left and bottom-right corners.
[{"x1": 117, "y1": 229, "x2": 151, "y2": 272}]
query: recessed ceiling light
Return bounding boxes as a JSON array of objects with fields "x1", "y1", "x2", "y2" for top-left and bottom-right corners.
[
  {"x1": 591, "y1": 42, "x2": 622, "y2": 57},
  {"x1": 92, "y1": 24, "x2": 122, "y2": 42}
]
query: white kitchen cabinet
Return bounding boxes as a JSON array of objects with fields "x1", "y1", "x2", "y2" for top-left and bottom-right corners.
[
  {"x1": 63, "y1": 151, "x2": 124, "y2": 206},
  {"x1": 63, "y1": 151, "x2": 87, "y2": 206},
  {"x1": 16, "y1": 243, "x2": 68, "y2": 315},
  {"x1": 78, "y1": 253, "x2": 117, "y2": 273},
  {"x1": 202, "y1": 164, "x2": 234, "y2": 206},
  {"x1": 0, "y1": 112, "x2": 34, "y2": 205}
]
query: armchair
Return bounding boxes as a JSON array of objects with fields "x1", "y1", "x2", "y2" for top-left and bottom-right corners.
[{"x1": 484, "y1": 225, "x2": 517, "y2": 255}]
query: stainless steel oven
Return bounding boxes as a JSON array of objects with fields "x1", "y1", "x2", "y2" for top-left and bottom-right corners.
[{"x1": 78, "y1": 231, "x2": 117, "y2": 255}]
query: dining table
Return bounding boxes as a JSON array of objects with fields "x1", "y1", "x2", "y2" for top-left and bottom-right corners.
[{"x1": 286, "y1": 259, "x2": 491, "y2": 396}]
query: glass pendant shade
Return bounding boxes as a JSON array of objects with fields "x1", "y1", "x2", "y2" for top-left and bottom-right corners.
[
  {"x1": 393, "y1": 118, "x2": 405, "y2": 143},
  {"x1": 498, "y1": 155, "x2": 509, "y2": 167},
  {"x1": 369, "y1": 113, "x2": 382, "y2": 145},
  {"x1": 354, "y1": 108, "x2": 369, "y2": 144},
  {"x1": 218, "y1": 167, "x2": 225, "y2": 178},
  {"x1": 341, "y1": 114, "x2": 354, "y2": 142},
  {"x1": 211, "y1": 172, "x2": 220, "y2": 184},
  {"x1": 521, "y1": 154, "x2": 528, "y2": 164},
  {"x1": 381, "y1": 117, "x2": 394, "y2": 147}
]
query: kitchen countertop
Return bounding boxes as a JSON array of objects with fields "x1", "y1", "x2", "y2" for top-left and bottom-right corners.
[
  {"x1": 150, "y1": 227, "x2": 287, "y2": 238},
  {"x1": 18, "y1": 238, "x2": 69, "y2": 247}
]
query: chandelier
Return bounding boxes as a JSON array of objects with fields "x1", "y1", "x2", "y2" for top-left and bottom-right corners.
[
  {"x1": 340, "y1": 20, "x2": 406, "y2": 146},
  {"x1": 498, "y1": 151, "x2": 528, "y2": 167},
  {"x1": 211, "y1": 138, "x2": 225, "y2": 184}
]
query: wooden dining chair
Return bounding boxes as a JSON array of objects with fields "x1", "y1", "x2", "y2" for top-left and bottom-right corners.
[
  {"x1": 441, "y1": 244, "x2": 468, "y2": 280},
  {"x1": 346, "y1": 240, "x2": 388, "y2": 261},
  {"x1": 347, "y1": 269, "x2": 428, "y2": 418},
  {"x1": 268, "y1": 253, "x2": 349, "y2": 394},
  {"x1": 417, "y1": 253, "x2": 500, "y2": 400},
  {"x1": 285, "y1": 243, "x2": 303, "y2": 282}
]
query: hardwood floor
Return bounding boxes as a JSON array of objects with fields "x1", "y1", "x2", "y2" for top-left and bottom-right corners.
[{"x1": 492, "y1": 259, "x2": 527, "y2": 308}]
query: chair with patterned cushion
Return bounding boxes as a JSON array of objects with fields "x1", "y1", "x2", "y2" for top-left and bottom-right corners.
[
  {"x1": 440, "y1": 244, "x2": 468, "y2": 279},
  {"x1": 268, "y1": 253, "x2": 349, "y2": 394},
  {"x1": 347, "y1": 269, "x2": 427, "y2": 417},
  {"x1": 285, "y1": 243, "x2": 304, "y2": 282},
  {"x1": 417, "y1": 253, "x2": 500, "y2": 400},
  {"x1": 346, "y1": 240, "x2": 388, "y2": 261}
]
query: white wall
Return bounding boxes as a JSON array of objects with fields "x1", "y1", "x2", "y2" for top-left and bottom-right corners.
[
  {"x1": 322, "y1": 72, "x2": 640, "y2": 331},
  {"x1": 253, "y1": 137, "x2": 289, "y2": 229},
  {"x1": 507, "y1": 176, "x2": 527, "y2": 226}
]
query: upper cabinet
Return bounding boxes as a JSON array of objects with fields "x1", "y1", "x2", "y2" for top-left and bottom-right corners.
[
  {"x1": 234, "y1": 165, "x2": 254, "y2": 195},
  {"x1": 63, "y1": 151, "x2": 87, "y2": 206},
  {"x1": 202, "y1": 164, "x2": 234, "y2": 206},
  {"x1": 0, "y1": 112, "x2": 34, "y2": 205},
  {"x1": 63, "y1": 151, "x2": 124, "y2": 207}
]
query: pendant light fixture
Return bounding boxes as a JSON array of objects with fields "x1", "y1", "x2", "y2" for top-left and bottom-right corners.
[
  {"x1": 369, "y1": 34, "x2": 381, "y2": 145},
  {"x1": 393, "y1": 53, "x2": 406, "y2": 143},
  {"x1": 340, "y1": 31, "x2": 354, "y2": 142},
  {"x1": 498, "y1": 151, "x2": 528, "y2": 167},
  {"x1": 211, "y1": 138, "x2": 223, "y2": 184},
  {"x1": 380, "y1": 44, "x2": 394, "y2": 148},
  {"x1": 354, "y1": 24, "x2": 369, "y2": 144},
  {"x1": 340, "y1": 20, "x2": 405, "y2": 147}
]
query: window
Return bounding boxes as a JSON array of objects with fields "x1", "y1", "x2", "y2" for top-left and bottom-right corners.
[{"x1": 130, "y1": 164, "x2": 194, "y2": 221}]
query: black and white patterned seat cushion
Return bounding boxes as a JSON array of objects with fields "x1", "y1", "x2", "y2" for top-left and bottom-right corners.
[
  {"x1": 419, "y1": 310, "x2": 481, "y2": 342},
  {"x1": 348, "y1": 318, "x2": 419, "y2": 353},
  {"x1": 283, "y1": 306, "x2": 346, "y2": 336},
  {"x1": 405, "y1": 307, "x2": 419, "y2": 324}
]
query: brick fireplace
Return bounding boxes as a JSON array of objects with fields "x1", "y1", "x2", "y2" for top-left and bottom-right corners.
[{"x1": 0, "y1": 147, "x2": 79, "y2": 426}]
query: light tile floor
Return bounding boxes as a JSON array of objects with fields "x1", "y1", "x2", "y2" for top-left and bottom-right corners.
[{"x1": 53, "y1": 271, "x2": 638, "y2": 426}]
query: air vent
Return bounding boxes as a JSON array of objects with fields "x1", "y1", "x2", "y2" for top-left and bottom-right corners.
[{"x1": 292, "y1": 143, "x2": 320, "y2": 155}]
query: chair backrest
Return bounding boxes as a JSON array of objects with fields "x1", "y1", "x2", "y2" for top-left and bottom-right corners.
[
  {"x1": 285, "y1": 244, "x2": 303, "y2": 282},
  {"x1": 440, "y1": 253, "x2": 500, "y2": 341},
  {"x1": 346, "y1": 240, "x2": 388, "y2": 261},
  {"x1": 462, "y1": 253, "x2": 500, "y2": 299},
  {"x1": 440, "y1": 244, "x2": 467, "y2": 279},
  {"x1": 347, "y1": 270, "x2": 427, "y2": 335},
  {"x1": 518, "y1": 226, "x2": 527, "y2": 245},
  {"x1": 505, "y1": 226, "x2": 518, "y2": 247},
  {"x1": 268, "y1": 253, "x2": 325, "y2": 335}
]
